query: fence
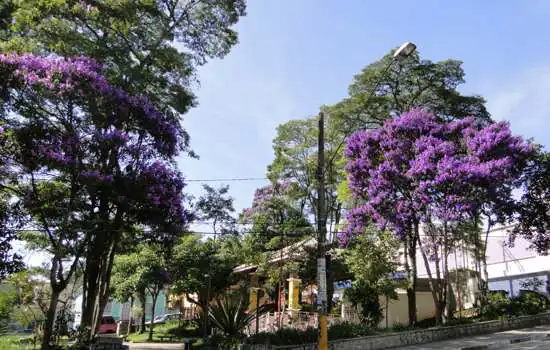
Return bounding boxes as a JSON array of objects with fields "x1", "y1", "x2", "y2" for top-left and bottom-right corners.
[
  {"x1": 244, "y1": 311, "x2": 550, "y2": 350},
  {"x1": 250, "y1": 312, "x2": 344, "y2": 334}
]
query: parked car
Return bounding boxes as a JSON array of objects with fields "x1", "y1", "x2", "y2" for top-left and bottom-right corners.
[
  {"x1": 145, "y1": 313, "x2": 181, "y2": 326},
  {"x1": 98, "y1": 316, "x2": 117, "y2": 334}
]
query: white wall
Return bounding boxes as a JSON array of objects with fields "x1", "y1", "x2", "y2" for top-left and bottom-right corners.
[{"x1": 378, "y1": 291, "x2": 435, "y2": 327}]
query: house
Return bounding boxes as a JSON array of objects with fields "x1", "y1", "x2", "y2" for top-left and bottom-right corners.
[
  {"x1": 238, "y1": 223, "x2": 549, "y2": 330},
  {"x1": 413, "y1": 224, "x2": 550, "y2": 298},
  {"x1": 234, "y1": 237, "x2": 439, "y2": 329},
  {"x1": 72, "y1": 290, "x2": 177, "y2": 328}
]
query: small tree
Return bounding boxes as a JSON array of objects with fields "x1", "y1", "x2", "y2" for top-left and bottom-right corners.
[
  {"x1": 169, "y1": 235, "x2": 236, "y2": 336},
  {"x1": 112, "y1": 244, "x2": 170, "y2": 341},
  {"x1": 344, "y1": 228, "x2": 400, "y2": 327},
  {"x1": 196, "y1": 184, "x2": 237, "y2": 237}
]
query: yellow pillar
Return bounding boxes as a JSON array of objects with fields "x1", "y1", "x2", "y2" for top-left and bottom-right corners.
[
  {"x1": 249, "y1": 273, "x2": 259, "y2": 310},
  {"x1": 286, "y1": 277, "x2": 302, "y2": 310}
]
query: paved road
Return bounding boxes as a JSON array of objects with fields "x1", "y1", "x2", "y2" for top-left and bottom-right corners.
[{"x1": 401, "y1": 325, "x2": 550, "y2": 349}]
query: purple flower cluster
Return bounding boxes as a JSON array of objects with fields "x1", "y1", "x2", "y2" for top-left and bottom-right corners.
[
  {"x1": 0, "y1": 53, "x2": 181, "y2": 156},
  {"x1": 95, "y1": 129, "x2": 130, "y2": 144},
  {"x1": 342, "y1": 109, "x2": 534, "y2": 246},
  {"x1": 31, "y1": 143, "x2": 73, "y2": 165},
  {"x1": 137, "y1": 161, "x2": 188, "y2": 224},
  {"x1": 242, "y1": 181, "x2": 293, "y2": 218},
  {"x1": 80, "y1": 170, "x2": 114, "y2": 183}
]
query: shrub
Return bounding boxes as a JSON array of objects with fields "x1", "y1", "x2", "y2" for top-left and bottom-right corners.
[
  {"x1": 484, "y1": 292, "x2": 511, "y2": 320},
  {"x1": 202, "y1": 334, "x2": 241, "y2": 350},
  {"x1": 511, "y1": 291, "x2": 548, "y2": 316},
  {"x1": 329, "y1": 322, "x2": 371, "y2": 338},
  {"x1": 247, "y1": 328, "x2": 318, "y2": 346},
  {"x1": 246, "y1": 322, "x2": 373, "y2": 346},
  {"x1": 209, "y1": 290, "x2": 268, "y2": 337},
  {"x1": 344, "y1": 280, "x2": 383, "y2": 327}
]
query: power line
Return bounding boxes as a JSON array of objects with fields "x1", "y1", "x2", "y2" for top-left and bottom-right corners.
[{"x1": 186, "y1": 177, "x2": 268, "y2": 183}]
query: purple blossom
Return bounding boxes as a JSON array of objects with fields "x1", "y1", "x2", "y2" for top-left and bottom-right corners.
[
  {"x1": 0, "y1": 53, "x2": 181, "y2": 156},
  {"x1": 80, "y1": 170, "x2": 114, "y2": 183},
  {"x1": 341, "y1": 109, "x2": 534, "y2": 246}
]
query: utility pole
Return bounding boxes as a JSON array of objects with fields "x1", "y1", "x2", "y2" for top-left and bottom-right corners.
[
  {"x1": 316, "y1": 111, "x2": 328, "y2": 350},
  {"x1": 313, "y1": 43, "x2": 416, "y2": 349}
]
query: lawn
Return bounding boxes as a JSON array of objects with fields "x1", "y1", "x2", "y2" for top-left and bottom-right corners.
[
  {"x1": 126, "y1": 321, "x2": 201, "y2": 343},
  {"x1": 0, "y1": 334, "x2": 37, "y2": 350}
]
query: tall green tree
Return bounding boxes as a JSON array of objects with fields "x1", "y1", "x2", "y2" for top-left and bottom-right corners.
[
  {"x1": 2, "y1": 0, "x2": 246, "y2": 119},
  {"x1": 268, "y1": 49, "x2": 492, "y2": 326},
  {"x1": 512, "y1": 150, "x2": 550, "y2": 253},
  {"x1": 1, "y1": 1, "x2": 247, "y2": 345}
]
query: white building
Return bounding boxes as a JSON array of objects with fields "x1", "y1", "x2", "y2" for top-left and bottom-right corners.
[{"x1": 414, "y1": 224, "x2": 550, "y2": 298}]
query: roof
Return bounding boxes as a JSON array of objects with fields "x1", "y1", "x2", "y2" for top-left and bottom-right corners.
[{"x1": 233, "y1": 237, "x2": 317, "y2": 274}]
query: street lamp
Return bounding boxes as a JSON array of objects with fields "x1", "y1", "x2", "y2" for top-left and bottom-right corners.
[
  {"x1": 394, "y1": 41, "x2": 417, "y2": 59},
  {"x1": 316, "y1": 41, "x2": 416, "y2": 350}
]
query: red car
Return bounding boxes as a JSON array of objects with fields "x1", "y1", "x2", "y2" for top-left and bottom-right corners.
[{"x1": 98, "y1": 316, "x2": 117, "y2": 334}]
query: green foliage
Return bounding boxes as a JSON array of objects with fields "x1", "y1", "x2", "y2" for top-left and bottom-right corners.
[
  {"x1": 513, "y1": 150, "x2": 550, "y2": 253},
  {"x1": 196, "y1": 184, "x2": 237, "y2": 235},
  {"x1": 247, "y1": 322, "x2": 372, "y2": 346},
  {"x1": 3, "y1": 0, "x2": 247, "y2": 118},
  {"x1": 0, "y1": 288, "x2": 16, "y2": 334},
  {"x1": 112, "y1": 244, "x2": 169, "y2": 302},
  {"x1": 267, "y1": 116, "x2": 344, "y2": 242},
  {"x1": 169, "y1": 235, "x2": 237, "y2": 308},
  {"x1": 208, "y1": 290, "x2": 267, "y2": 337},
  {"x1": 511, "y1": 292, "x2": 548, "y2": 316},
  {"x1": 247, "y1": 327, "x2": 318, "y2": 346},
  {"x1": 484, "y1": 290, "x2": 549, "y2": 320},
  {"x1": 328, "y1": 322, "x2": 371, "y2": 338},
  {"x1": 344, "y1": 280, "x2": 383, "y2": 327},
  {"x1": 0, "y1": 334, "x2": 36, "y2": 350},
  {"x1": 343, "y1": 228, "x2": 399, "y2": 325},
  {"x1": 344, "y1": 229, "x2": 400, "y2": 285}
]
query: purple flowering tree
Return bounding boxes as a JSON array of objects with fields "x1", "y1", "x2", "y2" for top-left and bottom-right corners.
[
  {"x1": 0, "y1": 54, "x2": 188, "y2": 347},
  {"x1": 344, "y1": 109, "x2": 533, "y2": 325}
]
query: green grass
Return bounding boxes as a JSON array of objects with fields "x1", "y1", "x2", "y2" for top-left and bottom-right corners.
[
  {"x1": 0, "y1": 334, "x2": 37, "y2": 350},
  {"x1": 126, "y1": 321, "x2": 202, "y2": 343}
]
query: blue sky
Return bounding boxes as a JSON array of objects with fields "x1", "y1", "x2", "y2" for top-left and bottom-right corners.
[
  {"x1": 15, "y1": 1, "x2": 550, "y2": 265},
  {"x1": 177, "y1": 0, "x2": 550, "y2": 234}
]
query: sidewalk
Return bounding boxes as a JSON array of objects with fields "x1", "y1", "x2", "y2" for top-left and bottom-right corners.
[{"x1": 401, "y1": 324, "x2": 550, "y2": 349}]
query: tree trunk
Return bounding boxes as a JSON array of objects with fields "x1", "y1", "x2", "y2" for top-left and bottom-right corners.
[
  {"x1": 480, "y1": 221, "x2": 492, "y2": 316},
  {"x1": 41, "y1": 288, "x2": 60, "y2": 350},
  {"x1": 418, "y1": 234, "x2": 443, "y2": 326},
  {"x1": 405, "y1": 229, "x2": 418, "y2": 326},
  {"x1": 385, "y1": 295, "x2": 389, "y2": 329},
  {"x1": 139, "y1": 292, "x2": 146, "y2": 334},
  {"x1": 81, "y1": 230, "x2": 119, "y2": 342},
  {"x1": 326, "y1": 254, "x2": 334, "y2": 313},
  {"x1": 147, "y1": 290, "x2": 159, "y2": 341},
  {"x1": 128, "y1": 296, "x2": 134, "y2": 335}
]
